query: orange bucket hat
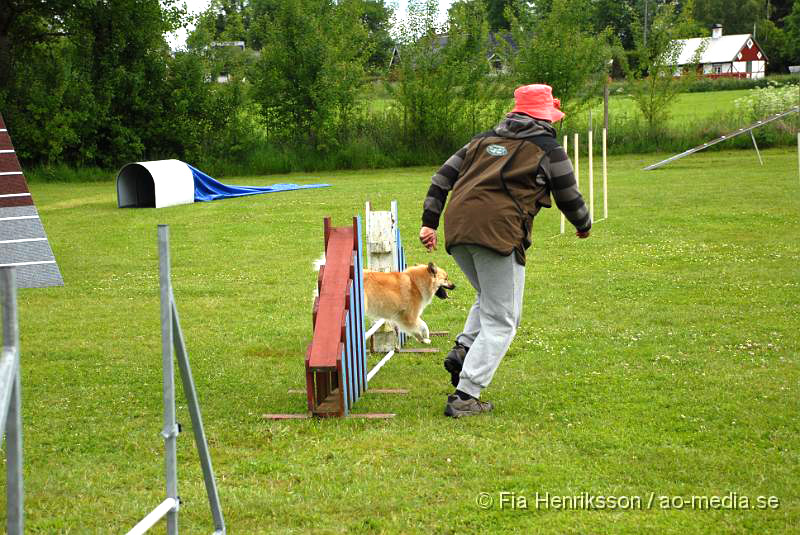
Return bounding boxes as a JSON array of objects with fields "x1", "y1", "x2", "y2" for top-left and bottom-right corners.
[{"x1": 510, "y1": 84, "x2": 565, "y2": 123}]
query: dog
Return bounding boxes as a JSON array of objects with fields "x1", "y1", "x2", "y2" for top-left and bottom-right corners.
[{"x1": 314, "y1": 257, "x2": 455, "y2": 344}]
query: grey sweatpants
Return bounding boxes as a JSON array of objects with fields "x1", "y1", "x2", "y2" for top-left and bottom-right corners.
[{"x1": 450, "y1": 244, "x2": 526, "y2": 398}]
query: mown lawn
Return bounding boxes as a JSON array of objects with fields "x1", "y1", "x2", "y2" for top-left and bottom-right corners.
[
  {"x1": 367, "y1": 89, "x2": 754, "y2": 127},
  {"x1": 3, "y1": 147, "x2": 799, "y2": 533},
  {"x1": 581, "y1": 89, "x2": 751, "y2": 124}
]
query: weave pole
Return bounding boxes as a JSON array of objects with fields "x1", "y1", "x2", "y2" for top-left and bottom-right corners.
[
  {"x1": 560, "y1": 135, "x2": 567, "y2": 234},
  {"x1": 588, "y1": 129, "x2": 594, "y2": 221},
  {"x1": 573, "y1": 133, "x2": 580, "y2": 190},
  {"x1": 603, "y1": 128, "x2": 608, "y2": 219}
]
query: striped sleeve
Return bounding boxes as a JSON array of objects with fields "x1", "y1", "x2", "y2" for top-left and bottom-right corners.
[
  {"x1": 540, "y1": 147, "x2": 591, "y2": 232},
  {"x1": 421, "y1": 144, "x2": 468, "y2": 229}
]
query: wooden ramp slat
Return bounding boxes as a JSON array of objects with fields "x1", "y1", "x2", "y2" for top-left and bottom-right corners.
[{"x1": 308, "y1": 228, "x2": 354, "y2": 370}]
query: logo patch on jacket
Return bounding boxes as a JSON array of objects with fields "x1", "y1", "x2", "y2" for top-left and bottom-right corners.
[{"x1": 486, "y1": 144, "x2": 508, "y2": 156}]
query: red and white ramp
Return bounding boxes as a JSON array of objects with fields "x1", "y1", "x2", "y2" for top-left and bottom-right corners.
[{"x1": 0, "y1": 113, "x2": 63, "y2": 288}]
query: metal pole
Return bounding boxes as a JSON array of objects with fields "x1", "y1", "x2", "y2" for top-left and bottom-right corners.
[
  {"x1": 750, "y1": 130, "x2": 764, "y2": 165},
  {"x1": 1, "y1": 268, "x2": 23, "y2": 535},
  {"x1": 158, "y1": 225, "x2": 179, "y2": 535},
  {"x1": 171, "y1": 296, "x2": 226, "y2": 534},
  {"x1": 1, "y1": 268, "x2": 17, "y2": 349}
]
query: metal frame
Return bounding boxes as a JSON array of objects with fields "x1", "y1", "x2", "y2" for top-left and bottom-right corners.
[
  {"x1": 126, "y1": 225, "x2": 226, "y2": 535},
  {"x1": 1, "y1": 267, "x2": 24, "y2": 535},
  {"x1": 644, "y1": 107, "x2": 799, "y2": 171}
]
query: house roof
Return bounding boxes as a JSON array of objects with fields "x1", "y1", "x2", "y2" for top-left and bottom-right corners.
[
  {"x1": 389, "y1": 32, "x2": 518, "y2": 67},
  {"x1": 673, "y1": 34, "x2": 761, "y2": 65}
]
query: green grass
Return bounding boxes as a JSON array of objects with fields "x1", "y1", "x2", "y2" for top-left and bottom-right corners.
[
  {"x1": 4, "y1": 148, "x2": 800, "y2": 533},
  {"x1": 365, "y1": 89, "x2": 756, "y2": 128},
  {"x1": 578, "y1": 89, "x2": 751, "y2": 126}
]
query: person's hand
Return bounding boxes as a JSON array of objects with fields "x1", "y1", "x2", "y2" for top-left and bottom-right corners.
[
  {"x1": 576, "y1": 229, "x2": 590, "y2": 239},
  {"x1": 419, "y1": 226, "x2": 437, "y2": 251}
]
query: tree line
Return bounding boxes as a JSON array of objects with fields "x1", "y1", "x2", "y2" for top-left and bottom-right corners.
[{"x1": 1, "y1": 0, "x2": 798, "y2": 174}]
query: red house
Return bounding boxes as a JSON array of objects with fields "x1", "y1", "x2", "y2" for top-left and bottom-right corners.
[{"x1": 672, "y1": 24, "x2": 767, "y2": 79}]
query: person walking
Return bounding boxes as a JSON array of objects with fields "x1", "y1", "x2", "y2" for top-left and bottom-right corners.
[{"x1": 419, "y1": 84, "x2": 591, "y2": 418}]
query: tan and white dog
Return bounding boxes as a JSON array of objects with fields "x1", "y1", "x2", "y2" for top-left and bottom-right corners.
[
  {"x1": 363, "y1": 263, "x2": 455, "y2": 344},
  {"x1": 314, "y1": 258, "x2": 455, "y2": 344}
]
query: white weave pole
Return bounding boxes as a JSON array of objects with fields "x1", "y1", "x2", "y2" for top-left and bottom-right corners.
[
  {"x1": 588, "y1": 128, "x2": 594, "y2": 221},
  {"x1": 797, "y1": 132, "x2": 799, "y2": 185},
  {"x1": 574, "y1": 133, "x2": 580, "y2": 190},
  {"x1": 603, "y1": 128, "x2": 608, "y2": 219},
  {"x1": 561, "y1": 135, "x2": 567, "y2": 234}
]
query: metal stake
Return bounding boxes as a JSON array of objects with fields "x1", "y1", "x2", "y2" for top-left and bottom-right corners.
[
  {"x1": 1, "y1": 268, "x2": 23, "y2": 535},
  {"x1": 750, "y1": 130, "x2": 763, "y2": 165},
  {"x1": 158, "y1": 225, "x2": 179, "y2": 535}
]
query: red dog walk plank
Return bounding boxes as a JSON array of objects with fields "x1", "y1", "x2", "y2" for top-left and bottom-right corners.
[{"x1": 308, "y1": 227, "x2": 355, "y2": 370}]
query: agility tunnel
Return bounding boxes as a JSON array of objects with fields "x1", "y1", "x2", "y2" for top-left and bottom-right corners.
[{"x1": 116, "y1": 159, "x2": 329, "y2": 208}]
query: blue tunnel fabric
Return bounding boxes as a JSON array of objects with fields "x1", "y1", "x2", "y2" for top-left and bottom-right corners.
[{"x1": 188, "y1": 164, "x2": 330, "y2": 202}]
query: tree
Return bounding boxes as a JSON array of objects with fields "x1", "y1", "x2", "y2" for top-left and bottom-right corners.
[
  {"x1": 783, "y1": 0, "x2": 800, "y2": 63},
  {"x1": 0, "y1": 0, "x2": 188, "y2": 167},
  {"x1": 248, "y1": 0, "x2": 372, "y2": 149},
  {"x1": 626, "y1": 2, "x2": 698, "y2": 135},
  {"x1": 692, "y1": 0, "x2": 764, "y2": 34},
  {"x1": 507, "y1": 0, "x2": 613, "y2": 118},
  {"x1": 591, "y1": 0, "x2": 638, "y2": 50},
  {"x1": 354, "y1": 0, "x2": 395, "y2": 73},
  {"x1": 481, "y1": 0, "x2": 514, "y2": 30}
]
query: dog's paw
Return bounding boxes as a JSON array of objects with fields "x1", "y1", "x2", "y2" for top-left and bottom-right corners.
[{"x1": 421, "y1": 338, "x2": 432, "y2": 344}]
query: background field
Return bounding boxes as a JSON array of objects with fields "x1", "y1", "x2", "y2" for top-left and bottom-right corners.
[{"x1": 4, "y1": 148, "x2": 800, "y2": 533}]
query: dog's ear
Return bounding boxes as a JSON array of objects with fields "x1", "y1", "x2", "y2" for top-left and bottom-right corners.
[{"x1": 427, "y1": 262, "x2": 436, "y2": 275}]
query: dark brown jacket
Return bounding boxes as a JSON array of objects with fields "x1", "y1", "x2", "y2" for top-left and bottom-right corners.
[{"x1": 443, "y1": 133, "x2": 555, "y2": 264}]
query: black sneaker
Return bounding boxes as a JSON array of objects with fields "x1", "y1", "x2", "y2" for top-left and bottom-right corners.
[
  {"x1": 443, "y1": 341, "x2": 469, "y2": 388},
  {"x1": 444, "y1": 395, "x2": 494, "y2": 418}
]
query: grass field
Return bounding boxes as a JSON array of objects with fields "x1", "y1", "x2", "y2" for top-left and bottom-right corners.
[
  {"x1": 581, "y1": 89, "x2": 751, "y2": 125},
  {"x1": 5, "y1": 147, "x2": 800, "y2": 533},
  {"x1": 367, "y1": 89, "x2": 754, "y2": 127}
]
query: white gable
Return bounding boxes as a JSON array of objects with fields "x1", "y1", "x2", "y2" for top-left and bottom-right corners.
[{"x1": 673, "y1": 34, "x2": 753, "y2": 65}]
